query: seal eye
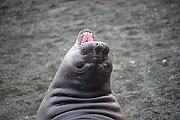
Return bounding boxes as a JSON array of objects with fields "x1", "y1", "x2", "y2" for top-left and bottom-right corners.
[
  {"x1": 103, "y1": 62, "x2": 110, "y2": 72},
  {"x1": 75, "y1": 62, "x2": 85, "y2": 69}
]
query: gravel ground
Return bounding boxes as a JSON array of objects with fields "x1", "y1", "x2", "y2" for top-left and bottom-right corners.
[{"x1": 0, "y1": 0, "x2": 180, "y2": 120}]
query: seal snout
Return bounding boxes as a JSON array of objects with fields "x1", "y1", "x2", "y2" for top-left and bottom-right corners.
[
  {"x1": 76, "y1": 29, "x2": 110, "y2": 62},
  {"x1": 95, "y1": 42, "x2": 109, "y2": 58},
  {"x1": 95, "y1": 42, "x2": 105, "y2": 56},
  {"x1": 80, "y1": 41, "x2": 110, "y2": 61}
]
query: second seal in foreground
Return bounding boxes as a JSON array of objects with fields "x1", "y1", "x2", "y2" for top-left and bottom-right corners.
[{"x1": 37, "y1": 29, "x2": 127, "y2": 120}]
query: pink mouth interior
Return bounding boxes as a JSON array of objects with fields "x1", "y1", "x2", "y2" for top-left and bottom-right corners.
[{"x1": 81, "y1": 32, "x2": 94, "y2": 44}]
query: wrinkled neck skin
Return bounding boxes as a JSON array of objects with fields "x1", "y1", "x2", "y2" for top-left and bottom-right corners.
[{"x1": 49, "y1": 44, "x2": 112, "y2": 98}]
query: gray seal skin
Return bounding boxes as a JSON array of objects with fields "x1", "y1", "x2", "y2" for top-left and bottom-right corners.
[{"x1": 37, "y1": 29, "x2": 127, "y2": 120}]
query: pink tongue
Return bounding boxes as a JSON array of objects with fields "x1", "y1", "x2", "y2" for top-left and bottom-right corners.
[{"x1": 81, "y1": 32, "x2": 94, "y2": 44}]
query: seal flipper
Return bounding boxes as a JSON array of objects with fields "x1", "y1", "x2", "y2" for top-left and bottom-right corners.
[{"x1": 76, "y1": 29, "x2": 96, "y2": 45}]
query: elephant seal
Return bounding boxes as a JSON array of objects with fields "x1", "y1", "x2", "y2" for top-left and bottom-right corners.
[{"x1": 37, "y1": 29, "x2": 127, "y2": 120}]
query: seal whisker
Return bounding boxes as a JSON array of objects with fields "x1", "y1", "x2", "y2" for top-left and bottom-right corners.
[{"x1": 109, "y1": 48, "x2": 113, "y2": 61}]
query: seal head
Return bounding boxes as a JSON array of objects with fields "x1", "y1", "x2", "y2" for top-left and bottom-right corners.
[{"x1": 37, "y1": 29, "x2": 127, "y2": 120}]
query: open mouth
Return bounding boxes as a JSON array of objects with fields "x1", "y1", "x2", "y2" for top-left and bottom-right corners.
[{"x1": 80, "y1": 30, "x2": 95, "y2": 44}]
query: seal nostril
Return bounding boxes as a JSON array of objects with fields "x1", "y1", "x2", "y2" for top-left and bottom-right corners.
[
  {"x1": 95, "y1": 42, "x2": 104, "y2": 48},
  {"x1": 95, "y1": 42, "x2": 105, "y2": 55}
]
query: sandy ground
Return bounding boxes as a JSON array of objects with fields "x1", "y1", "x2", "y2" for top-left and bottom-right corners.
[{"x1": 0, "y1": 0, "x2": 180, "y2": 120}]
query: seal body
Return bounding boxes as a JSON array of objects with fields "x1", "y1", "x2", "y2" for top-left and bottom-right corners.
[{"x1": 37, "y1": 29, "x2": 127, "y2": 120}]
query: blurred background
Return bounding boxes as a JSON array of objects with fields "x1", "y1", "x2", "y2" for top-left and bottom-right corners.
[{"x1": 0, "y1": 0, "x2": 180, "y2": 120}]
